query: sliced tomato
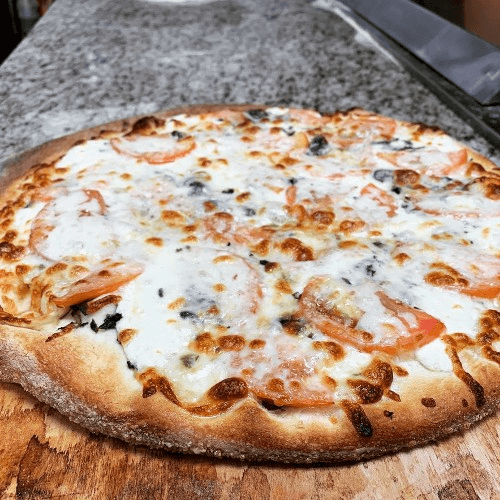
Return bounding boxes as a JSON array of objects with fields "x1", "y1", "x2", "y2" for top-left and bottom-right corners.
[
  {"x1": 52, "y1": 263, "x2": 143, "y2": 308},
  {"x1": 83, "y1": 189, "x2": 108, "y2": 215},
  {"x1": 377, "y1": 148, "x2": 468, "y2": 177},
  {"x1": 332, "y1": 112, "x2": 397, "y2": 148},
  {"x1": 360, "y1": 183, "x2": 398, "y2": 217},
  {"x1": 300, "y1": 278, "x2": 445, "y2": 355},
  {"x1": 110, "y1": 135, "x2": 196, "y2": 164}
]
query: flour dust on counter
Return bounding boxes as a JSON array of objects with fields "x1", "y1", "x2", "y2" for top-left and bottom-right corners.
[{"x1": 0, "y1": 104, "x2": 499, "y2": 463}]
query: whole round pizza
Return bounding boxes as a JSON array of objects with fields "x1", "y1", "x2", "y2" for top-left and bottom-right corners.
[{"x1": 0, "y1": 104, "x2": 499, "y2": 463}]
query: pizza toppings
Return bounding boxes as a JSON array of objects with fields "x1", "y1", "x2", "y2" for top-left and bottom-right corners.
[{"x1": 0, "y1": 107, "x2": 499, "y2": 440}]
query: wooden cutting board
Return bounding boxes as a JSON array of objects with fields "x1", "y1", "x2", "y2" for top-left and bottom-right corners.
[{"x1": 1, "y1": 381, "x2": 499, "y2": 499}]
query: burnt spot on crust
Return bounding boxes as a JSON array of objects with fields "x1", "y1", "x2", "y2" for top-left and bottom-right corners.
[
  {"x1": 341, "y1": 400, "x2": 373, "y2": 438},
  {"x1": 383, "y1": 410, "x2": 394, "y2": 419},
  {"x1": 207, "y1": 377, "x2": 249, "y2": 401},
  {"x1": 462, "y1": 399, "x2": 469, "y2": 408},
  {"x1": 421, "y1": 397, "x2": 437, "y2": 408}
]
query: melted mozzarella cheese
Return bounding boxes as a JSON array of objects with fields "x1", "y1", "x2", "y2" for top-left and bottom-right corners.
[{"x1": 6, "y1": 107, "x2": 499, "y2": 405}]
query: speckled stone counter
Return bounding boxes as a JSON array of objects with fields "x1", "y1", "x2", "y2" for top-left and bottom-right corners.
[{"x1": 1, "y1": 0, "x2": 499, "y2": 165}]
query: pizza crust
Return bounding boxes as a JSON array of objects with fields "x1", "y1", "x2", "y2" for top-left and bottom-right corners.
[
  {"x1": 1, "y1": 104, "x2": 499, "y2": 463},
  {"x1": 2, "y1": 322, "x2": 500, "y2": 463}
]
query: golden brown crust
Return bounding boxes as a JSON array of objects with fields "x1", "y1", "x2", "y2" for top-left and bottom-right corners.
[
  {"x1": 1, "y1": 104, "x2": 500, "y2": 463},
  {"x1": 2, "y1": 324, "x2": 500, "y2": 463}
]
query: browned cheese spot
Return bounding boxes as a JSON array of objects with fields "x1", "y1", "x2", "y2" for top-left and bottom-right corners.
[
  {"x1": 2, "y1": 230, "x2": 17, "y2": 243},
  {"x1": 266, "y1": 378, "x2": 285, "y2": 393},
  {"x1": 425, "y1": 262, "x2": 469, "y2": 289},
  {"x1": 280, "y1": 316, "x2": 304, "y2": 336},
  {"x1": 138, "y1": 368, "x2": 181, "y2": 405},
  {"x1": 252, "y1": 238, "x2": 271, "y2": 256},
  {"x1": 393, "y1": 365, "x2": 409, "y2": 377},
  {"x1": 341, "y1": 400, "x2": 373, "y2": 437},
  {"x1": 338, "y1": 240, "x2": 358, "y2": 250},
  {"x1": 393, "y1": 252, "x2": 411, "y2": 265},
  {"x1": 127, "y1": 115, "x2": 165, "y2": 136},
  {"x1": 383, "y1": 410, "x2": 394, "y2": 419},
  {"x1": 322, "y1": 375, "x2": 337, "y2": 390},
  {"x1": 218, "y1": 335, "x2": 245, "y2": 351},
  {"x1": 338, "y1": 219, "x2": 365, "y2": 234},
  {"x1": 197, "y1": 157, "x2": 212, "y2": 168},
  {"x1": 213, "y1": 283, "x2": 226, "y2": 293},
  {"x1": 0, "y1": 242, "x2": 26, "y2": 262},
  {"x1": 385, "y1": 390, "x2": 401, "y2": 402},
  {"x1": 0, "y1": 305, "x2": 31, "y2": 326},
  {"x1": 145, "y1": 237, "x2": 163, "y2": 247},
  {"x1": 482, "y1": 345, "x2": 500, "y2": 366},
  {"x1": 474, "y1": 176, "x2": 500, "y2": 200},
  {"x1": 207, "y1": 377, "x2": 249, "y2": 401},
  {"x1": 476, "y1": 309, "x2": 500, "y2": 345},
  {"x1": 312, "y1": 340, "x2": 345, "y2": 361},
  {"x1": 212, "y1": 254, "x2": 234, "y2": 264},
  {"x1": 181, "y1": 235, "x2": 198, "y2": 244},
  {"x1": 362, "y1": 360, "x2": 393, "y2": 389},
  {"x1": 188, "y1": 401, "x2": 235, "y2": 416},
  {"x1": 161, "y1": 210, "x2": 186, "y2": 226},
  {"x1": 421, "y1": 397, "x2": 437, "y2": 408},
  {"x1": 191, "y1": 332, "x2": 219, "y2": 354},
  {"x1": 207, "y1": 305, "x2": 219, "y2": 316},
  {"x1": 249, "y1": 339, "x2": 266, "y2": 349},
  {"x1": 442, "y1": 333, "x2": 476, "y2": 351},
  {"x1": 70, "y1": 265, "x2": 89, "y2": 278},
  {"x1": 310, "y1": 210, "x2": 335, "y2": 228},
  {"x1": 46, "y1": 262, "x2": 69, "y2": 275},
  {"x1": 446, "y1": 346, "x2": 486, "y2": 408},
  {"x1": 236, "y1": 192, "x2": 251, "y2": 203},
  {"x1": 86, "y1": 294, "x2": 122, "y2": 314},
  {"x1": 264, "y1": 262, "x2": 280, "y2": 273},
  {"x1": 275, "y1": 279, "x2": 293, "y2": 295},
  {"x1": 462, "y1": 398, "x2": 469, "y2": 407},
  {"x1": 280, "y1": 238, "x2": 314, "y2": 261},
  {"x1": 168, "y1": 297, "x2": 185, "y2": 310},
  {"x1": 15, "y1": 264, "x2": 31, "y2": 276},
  {"x1": 203, "y1": 200, "x2": 217, "y2": 212},
  {"x1": 118, "y1": 328, "x2": 138, "y2": 345},
  {"x1": 347, "y1": 379, "x2": 384, "y2": 404},
  {"x1": 393, "y1": 169, "x2": 420, "y2": 186}
]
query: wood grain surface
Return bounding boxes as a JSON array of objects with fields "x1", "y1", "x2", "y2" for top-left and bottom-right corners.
[{"x1": 1, "y1": 381, "x2": 500, "y2": 500}]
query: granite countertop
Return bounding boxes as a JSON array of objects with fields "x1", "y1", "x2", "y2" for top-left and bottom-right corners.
[{"x1": 0, "y1": 0, "x2": 499, "y2": 166}]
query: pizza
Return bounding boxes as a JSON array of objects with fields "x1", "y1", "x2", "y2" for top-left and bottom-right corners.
[{"x1": 0, "y1": 104, "x2": 499, "y2": 463}]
